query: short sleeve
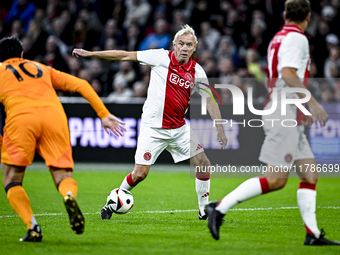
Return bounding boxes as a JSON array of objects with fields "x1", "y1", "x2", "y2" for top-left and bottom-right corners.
[
  {"x1": 279, "y1": 32, "x2": 308, "y2": 70},
  {"x1": 193, "y1": 64, "x2": 211, "y2": 97},
  {"x1": 137, "y1": 49, "x2": 168, "y2": 67}
]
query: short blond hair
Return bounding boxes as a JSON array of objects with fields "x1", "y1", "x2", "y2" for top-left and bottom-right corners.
[{"x1": 173, "y1": 24, "x2": 198, "y2": 45}]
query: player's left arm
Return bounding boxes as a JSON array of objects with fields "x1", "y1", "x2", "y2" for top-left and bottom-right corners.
[
  {"x1": 206, "y1": 97, "x2": 228, "y2": 149},
  {"x1": 50, "y1": 68, "x2": 126, "y2": 136},
  {"x1": 282, "y1": 67, "x2": 328, "y2": 126},
  {"x1": 280, "y1": 33, "x2": 328, "y2": 127}
]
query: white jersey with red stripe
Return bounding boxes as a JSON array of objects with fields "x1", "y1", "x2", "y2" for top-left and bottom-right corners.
[
  {"x1": 137, "y1": 49, "x2": 208, "y2": 129},
  {"x1": 265, "y1": 24, "x2": 311, "y2": 124}
]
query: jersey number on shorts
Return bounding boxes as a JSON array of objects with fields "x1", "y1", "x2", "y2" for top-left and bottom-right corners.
[{"x1": 6, "y1": 62, "x2": 43, "y2": 82}]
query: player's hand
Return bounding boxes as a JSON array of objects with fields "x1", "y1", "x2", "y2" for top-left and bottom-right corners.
[
  {"x1": 101, "y1": 114, "x2": 126, "y2": 136},
  {"x1": 217, "y1": 130, "x2": 228, "y2": 150},
  {"x1": 72, "y1": 49, "x2": 90, "y2": 58},
  {"x1": 301, "y1": 115, "x2": 315, "y2": 126},
  {"x1": 307, "y1": 100, "x2": 328, "y2": 127}
]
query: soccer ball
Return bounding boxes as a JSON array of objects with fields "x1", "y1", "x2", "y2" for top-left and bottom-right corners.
[{"x1": 106, "y1": 188, "x2": 134, "y2": 214}]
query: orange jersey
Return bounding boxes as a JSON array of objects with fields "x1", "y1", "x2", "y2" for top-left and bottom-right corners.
[
  {"x1": 0, "y1": 57, "x2": 109, "y2": 119},
  {"x1": 0, "y1": 57, "x2": 110, "y2": 168}
]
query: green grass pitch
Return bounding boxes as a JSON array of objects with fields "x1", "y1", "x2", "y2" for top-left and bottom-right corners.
[{"x1": 1, "y1": 165, "x2": 339, "y2": 255}]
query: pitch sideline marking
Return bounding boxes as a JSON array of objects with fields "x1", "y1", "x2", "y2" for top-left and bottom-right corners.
[{"x1": 0, "y1": 206, "x2": 339, "y2": 219}]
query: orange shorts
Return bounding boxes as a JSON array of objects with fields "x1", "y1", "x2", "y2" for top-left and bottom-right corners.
[{"x1": 1, "y1": 107, "x2": 74, "y2": 169}]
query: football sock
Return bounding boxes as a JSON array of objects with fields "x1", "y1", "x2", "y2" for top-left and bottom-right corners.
[
  {"x1": 7, "y1": 185, "x2": 37, "y2": 230},
  {"x1": 58, "y1": 177, "x2": 78, "y2": 198},
  {"x1": 297, "y1": 182, "x2": 321, "y2": 238},
  {"x1": 216, "y1": 177, "x2": 266, "y2": 214},
  {"x1": 120, "y1": 173, "x2": 136, "y2": 191},
  {"x1": 195, "y1": 177, "x2": 210, "y2": 215}
]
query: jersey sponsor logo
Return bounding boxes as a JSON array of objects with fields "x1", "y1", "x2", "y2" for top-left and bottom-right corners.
[
  {"x1": 196, "y1": 144, "x2": 203, "y2": 151},
  {"x1": 285, "y1": 153, "x2": 293, "y2": 163},
  {"x1": 169, "y1": 73, "x2": 194, "y2": 89},
  {"x1": 143, "y1": 151, "x2": 152, "y2": 161}
]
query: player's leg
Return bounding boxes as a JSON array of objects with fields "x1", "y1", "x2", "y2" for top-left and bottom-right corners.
[
  {"x1": 295, "y1": 159, "x2": 340, "y2": 245},
  {"x1": 206, "y1": 167, "x2": 289, "y2": 240},
  {"x1": 102, "y1": 125, "x2": 167, "y2": 219},
  {"x1": 38, "y1": 107, "x2": 84, "y2": 234},
  {"x1": 189, "y1": 152, "x2": 211, "y2": 220},
  {"x1": 120, "y1": 125, "x2": 166, "y2": 191},
  {"x1": 50, "y1": 167, "x2": 78, "y2": 197},
  {"x1": 2, "y1": 163, "x2": 42, "y2": 242},
  {"x1": 120, "y1": 164, "x2": 151, "y2": 190},
  {"x1": 215, "y1": 168, "x2": 288, "y2": 214},
  {"x1": 49, "y1": 167, "x2": 84, "y2": 234},
  {"x1": 181, "y1": 124, "x2": 210, "y2": 219},
  {"x1": 1, "y1": 113, "x2": 43, "y2": 241},
  {"x1": 206, "y1": 120, "x2": 295, "y2": 239},
  {"x1": 103, "y1": 164, "x2": 151, "y2": 220}
]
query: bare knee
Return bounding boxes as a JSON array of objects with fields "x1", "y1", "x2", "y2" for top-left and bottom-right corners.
[{"x1": 267, "y1": 178, "x2": 287, "y2": 191}]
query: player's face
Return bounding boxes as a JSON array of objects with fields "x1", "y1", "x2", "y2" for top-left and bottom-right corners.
[{"x1": 173, "y1": 33, "x2": 196, "y2": 65}]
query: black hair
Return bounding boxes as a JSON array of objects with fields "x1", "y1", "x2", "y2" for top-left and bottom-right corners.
[
  {"x1": 285, "y1": 0, "x2": 311, "y2": 22},
  {"x1": 0, "y1": 36, "x2": 23, "y2": 62}
]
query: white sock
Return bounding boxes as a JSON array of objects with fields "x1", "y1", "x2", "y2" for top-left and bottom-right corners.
[
  {"x1": 120, "y1": 175, "x2": 134, "y2": 191},
  {"x1": 196, "y1": 178, "x2": 210, "y2": 215},
  {"x1": 30, "y1": 215, "x2": 38, "y2": 229},
  {"x1": 216, "y1": 177, "x2": 263, "y2": 214},
  {"x1": 297, "y1": 188, "x2": 320, "y2": 238}
]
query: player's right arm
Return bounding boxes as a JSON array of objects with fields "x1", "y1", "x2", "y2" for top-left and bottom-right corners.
[{"x1": 72, "y1": 49, "x2": 138, "y2": 62}]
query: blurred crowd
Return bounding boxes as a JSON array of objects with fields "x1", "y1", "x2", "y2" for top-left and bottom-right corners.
[{"x1": 1, "y1": 0, "x2": 340, "y2": 103}]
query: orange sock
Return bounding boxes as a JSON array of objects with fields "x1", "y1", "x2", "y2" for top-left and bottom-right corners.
[
  {"x1": 58, "y1": 178, "x2": 78, "y2": 198},
  {"x1": 7, "y1": 185, "x2": 36, "y2": 230}
]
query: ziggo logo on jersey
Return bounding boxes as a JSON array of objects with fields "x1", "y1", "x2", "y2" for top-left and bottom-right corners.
[{"x1": 169, "y1": 73, "x2": 195, "y2": 89}]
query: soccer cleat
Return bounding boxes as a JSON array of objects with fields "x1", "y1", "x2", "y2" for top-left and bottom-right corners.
[
  {"x1": 206, "y1": 202, "x2": 225, "y2": 240},
  {"x1": 199, "y1": 209, "x2": 208, "y2": 220},
  {"x1": 20, "y1": 224, "x2": 43, "y2": 242},
  {"x1": 101, "y1": 204, "x2": 113, "y2": 220},
  {"x1": 64, "y1": 195, "x2": 85, "y2": 234},
  {"x1": 304, "y1": 229, "x2": 340, "y2": 245}
]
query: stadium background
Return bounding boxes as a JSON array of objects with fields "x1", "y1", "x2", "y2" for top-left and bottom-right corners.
[{"x1": 0, "y1": 0, "x2": 339, "y2": 165}]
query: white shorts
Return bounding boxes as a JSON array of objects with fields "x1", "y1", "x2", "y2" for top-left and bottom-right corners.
[
  {"x1": 259, "y1": 124, "x2": 314, "y2": 168},
  {"x1": 135, "y1": 124, "x2": 204, "y2": 165}
]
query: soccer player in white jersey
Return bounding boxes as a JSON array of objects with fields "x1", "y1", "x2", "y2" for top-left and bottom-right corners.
[
  {"x1": 73, "y1": 25, "x2": 228, "y2": 220},
  {"x1": 206, "y1": 0, "x2": 340, "y2": 245}
]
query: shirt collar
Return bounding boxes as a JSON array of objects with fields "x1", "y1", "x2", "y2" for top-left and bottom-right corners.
[
  {"x1": 282, "y1": 24, "x2": 304, "y2": 34},
  {"x1": 4, "y1": 57, "x2": 22, "y2": 63},
  {"x1": 282, "y1": 24, "x2": 311, "y2": 39}
]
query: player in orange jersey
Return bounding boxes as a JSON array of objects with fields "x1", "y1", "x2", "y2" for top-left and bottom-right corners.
[{"x1": 0, "y1": 36, "x2": 126, "y2": 242}]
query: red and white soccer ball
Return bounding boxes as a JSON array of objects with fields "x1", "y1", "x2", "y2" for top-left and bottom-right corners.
[{"x1": 106, "y1": 188, "x2": 134, "y2": 214}]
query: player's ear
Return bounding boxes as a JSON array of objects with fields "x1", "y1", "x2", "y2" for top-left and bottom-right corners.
[
  {"x1": 283, "y1": 11, "x2": 286, "y2": 21},
  {"x1": 21, "y1": 52, "x2": 23, "y2": 58},
  {"x1": 306, "y1": 12, "x2": 311, "y2": 22}
]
